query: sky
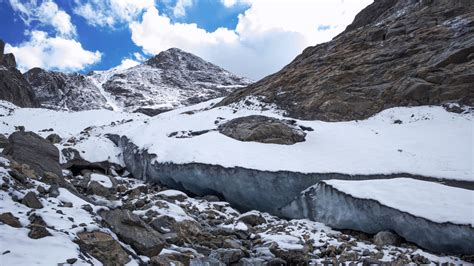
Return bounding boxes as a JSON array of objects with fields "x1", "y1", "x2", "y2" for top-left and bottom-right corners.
[{"x1": 0, "y1": 0, "x2": 373, "y2": 80}]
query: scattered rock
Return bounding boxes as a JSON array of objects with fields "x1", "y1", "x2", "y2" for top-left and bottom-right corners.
[
  {"x1": 373, "y1": 231, "x2": 402, "y2": 246},
  {"x1": 22, "y1": 192, "x2": 43, "y2": 209},
  {"x1": 209, "y1": 248, "x2": 245, "y2": 264},
  {"x1": 87, "y1": 180, "x2": 111, "y2": 198},
  {"x1": 46, "y1": 133, "x2": 62, "y2": 144},
  {"x1": 28, "y1": 225, "x2": 51, "y2": 239},
  {"x1": 76, "y1": 231, "x2": 130, "y2": 265},
  {"x1": 238, "y1": 211, "x2": 266, "y2": 227},
  {"x1": 66, "y1": 258, "x2": 77, "y2": 264},
  {"x1": 99, "y1": 209, "x2": 164, "y2": 257},
  {"x1": 0, "y1": 212, "x2": 22, "y2": 228}
]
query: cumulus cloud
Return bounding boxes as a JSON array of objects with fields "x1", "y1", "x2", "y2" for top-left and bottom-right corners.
[
  {"x1": 114, "y1": 58, "x2": 141, "y2": 71},
  {"x1": 9, "y1": 0, "x2": 76, "y2": 37},
  {"x1": 5, "y1": 31, "x2": 102, "y2": 72},
  {"x1": 130, "y1": 0, "x2": 372, "y2": 79},
  {"x1": 73, "y1": 0, "x2": 154, "y2": 28},
  {"x1": 173, "y1": 0, "x2": 193, "y2": 18}
]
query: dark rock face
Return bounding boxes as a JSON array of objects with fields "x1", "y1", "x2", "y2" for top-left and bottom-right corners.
[
  {"x1": 23, "y1": 67, "x2": 108, "y2": 111},
  {"x1": 99, "y1": 209, "x2": 164, "y2": 257},
  {"x1": 280, "y1": 182, "x2": 474, "y2": 255},
  {"x1": 0, "y1": 40, "x2": 37, "y2": 107},
  {"x1": 218, "y1": 115, "x2": 306, "y2": 145},
  {"x1": 2, "y1": 131, "x2": 62, "y2": 177},
  {"x1": 219, "y1": 1, "x2": 474, "y2": 121}
]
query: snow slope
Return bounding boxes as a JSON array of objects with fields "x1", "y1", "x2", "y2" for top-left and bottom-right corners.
[
  {"x1": 1, "y1": 99, "x2": 472, "y2": 181},
  {"x1": 110, "y1": 98, "x2": 473, "y2": 181},
  {"x1": 324, "y1": 178, "x2": 474, "y2": 226}
]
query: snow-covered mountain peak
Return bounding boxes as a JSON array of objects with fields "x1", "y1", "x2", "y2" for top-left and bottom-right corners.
[{"x1": 23, "y1": 48, "x2": 252, "y2": 115}]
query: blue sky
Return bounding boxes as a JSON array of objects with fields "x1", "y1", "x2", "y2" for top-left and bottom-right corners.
[{"x1": 0, "y1": 0, "x2": 372, "y2": 79}]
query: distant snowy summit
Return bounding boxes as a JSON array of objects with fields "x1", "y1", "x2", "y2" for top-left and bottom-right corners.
[{"x1": 23, "y1": 48, "x2": 252, "y2": 115}]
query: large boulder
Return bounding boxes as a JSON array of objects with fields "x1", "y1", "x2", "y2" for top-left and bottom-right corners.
[
  {"x1": 218, "y1": 115, "x2": 306, "y2": 145},
  {"x1": 2, "y1": 131, "x2": 62, "y2": 177},
  {"x1": 76, "y1": 231, "x2": 130, "y2": 265},
  {"x1": 99, "y1": 209, "x2": 164, "y2": 257}
]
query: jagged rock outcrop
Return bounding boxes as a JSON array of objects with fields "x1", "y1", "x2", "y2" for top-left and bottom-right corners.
[
  {"x1": 0, "y1": 39, "x2": 37, "y2": 107},
  {"x1": 23, "y1": 68, "x2": 109, "y2": 111},
  {"x1": 218, "y1": 0, "x2": 474, "y2": 121},
  {"x1": 218, "y1": 115, "x2": 306, "y2": 145}
]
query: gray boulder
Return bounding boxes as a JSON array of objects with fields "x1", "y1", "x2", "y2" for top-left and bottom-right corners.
[
  {"x1": 46, "y1": 133, "x2": 62, "y2": 144},
  {"x1": 218, "y1": 115, "x2": 306, "y2": 145},
  {"x1": 99, "y1": 209, "x2": 164, "y2": 257},
  {"x1": 76, "y1": 231, "x2": 130, "y2": 265},
  {"x1": 2, "y1": 131, "x2": 62, "y2": 177},
  {"x1": 373, "y1": 231, "x2": 402, "y2": 246}
]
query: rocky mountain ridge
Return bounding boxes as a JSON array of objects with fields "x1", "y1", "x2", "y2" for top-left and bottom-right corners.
[
  {"x1": 0, "y1": 40, "x2": 37, "y2": 108},
  {"x1": 22, "y1": 48, "x2": 251, "y2": 114},
  {"x1": 218, "y1": 0, "x2": 474, "y2": 121}
]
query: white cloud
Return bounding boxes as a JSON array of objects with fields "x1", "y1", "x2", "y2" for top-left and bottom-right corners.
[
  {"x1": 173, "y1": 0, "x2": 193, "y2": 18},
  {"x1": 5, "y1": 31, "x2": 102, "y2": 72},
  {"x1": 114, "y1": 58, "x2": 141, "y2": 71},
  {"x1": 9, "y1": 0, "x2": 76, "y2": 38},
  {"x1": 73, "y1": 0, "x2": 154, "y2": 28},
  {"x1": 133, "y1": 52, "x2": 147, "y2": 62},
  {"x1": 130, "y1": 0, "x2": 373, "y2": 79}
]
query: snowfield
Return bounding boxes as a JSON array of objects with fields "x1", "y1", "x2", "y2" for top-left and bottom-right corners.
[
  {"x1": 1, "y1": 98, "x2": 472, "y2": 181},
  {"x1": 110, "y1": 98, "x2": 473, "y2": 182}
]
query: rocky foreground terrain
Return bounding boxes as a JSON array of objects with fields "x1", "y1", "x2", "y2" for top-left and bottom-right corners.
[{"x1": 0, "y1": 129, "x2": 470, "y2": 265}]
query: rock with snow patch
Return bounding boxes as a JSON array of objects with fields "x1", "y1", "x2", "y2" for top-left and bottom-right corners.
[
  {"x1": 238, "y1": 211, "x2": 266, "y2": 227},
  {"x1": 218, "y1": 115, "x2": 306, "y2": 145}
]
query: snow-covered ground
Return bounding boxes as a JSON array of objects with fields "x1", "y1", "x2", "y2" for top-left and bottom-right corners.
[
  {"x1": 1, "y1": 98, "x2": 472, "y2": 181},
  {"x1": 324, "y1": 178, "x2": 474, "y2": 226},
  {"x1": 110, "y1": 98, "x2": 473, "y2": 181}
]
